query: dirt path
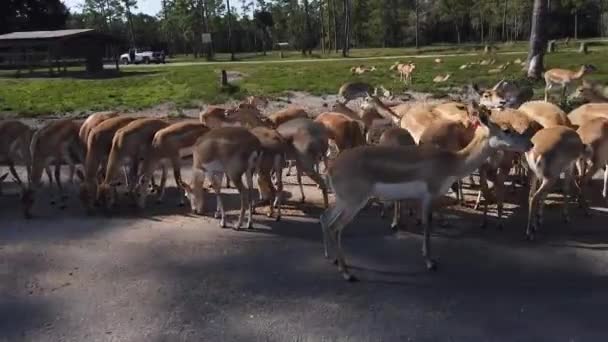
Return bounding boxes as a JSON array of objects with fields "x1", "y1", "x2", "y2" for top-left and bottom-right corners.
[{"x1": 2, "y1": 164, "x2": 608, "y2": 341}]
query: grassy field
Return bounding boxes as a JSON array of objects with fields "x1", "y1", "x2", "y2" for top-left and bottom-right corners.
[{"x1": 1, "y1": 46, "x2": 608, "y2": 116}]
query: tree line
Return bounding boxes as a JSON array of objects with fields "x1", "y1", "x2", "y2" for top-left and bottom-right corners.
[{"x1": 1, "y1": 0, "x2": 607, "y2": 57}]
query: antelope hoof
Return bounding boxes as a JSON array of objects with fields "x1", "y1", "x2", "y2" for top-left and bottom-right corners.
[
  {"x1": 275, "y1": 215, "x2": 281, "y2": 222},
  {"x1": 214, "y1": 211, "x2": 221, "y2": 219},
  {"x1": 343, "y1": 273, "x2": 358, "y2": 282},
  {"x1": 300, "y1": 197, "x2": 306, "y2": 203},
  {"x1": 219, "y1": 220, "x2": 227, "y2": 229},
  {"x1": 390, "y1": 222, "x2": 400, "y2": 232},
  {"x1": 526, "y1": 231, "x2": 536, "y2": 242},
  {"x1": 332, "y1": 259, "x2": 338, "y2": 265},
  {"x1": 426, "y1": 259, "x2": 437, "y2": 271}
]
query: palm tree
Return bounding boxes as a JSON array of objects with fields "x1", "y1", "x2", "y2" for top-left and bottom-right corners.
[{"x1": 526, "y1": 0, "x2": 547, "y2": 79}]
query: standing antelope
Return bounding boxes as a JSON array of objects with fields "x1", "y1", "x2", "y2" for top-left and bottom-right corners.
[
  {"x1": 135, "y1": 120, "x2": 210, "y2": 209},
  {"x1": 321, "y1": 103, "x2": 533, "y2": 281},
  {"x1": 180, "y1": 127, "x2": 261, "y2": 229},
  {"x1": 0, "y1": 121, "x2": 35, "y2": 196},
  {"x1": 78, "y1": 116, "x2": 140, "y2": 213},
  {"x1": 525, "y1": 127, "x2": 585, "y2": 241},
  {"x1": 576, "y1": 118, "x2": 608, "y2": 206},
  {"x1": 314, "y1": 112, "x2": 365, "y2": 153},
  {"x1": 98, "y1": 118, "x2": 169, "y2": 209},
  {"x1": 397, "y1": 63, "x2": 416, "y2": 85},
  {"x1": 27, "y1": 119, "x2": 85, "y2": 216},
  {"x1": 544, "y1": 64, "x2": 596, "y2": 102}
]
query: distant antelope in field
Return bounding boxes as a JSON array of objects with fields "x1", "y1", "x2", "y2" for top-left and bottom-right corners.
[
  {"x1": 320, "y1": 103, "x2": 533, "y2": 281},
  {"x1": 350, "y1": 65, "x2": 376, "y2": 75},
  {"x1": 434, "y1": 58, "x2": 443, "y2": 65},
  {"x1": 433, "y1": 73, "x2": 451, "y2": 83},
  {"x1": 544, "y1": 64, "x2": 596, "y2": 102},
  {"x1": 397, "y1": 63, "x2": 416, "y2": 85}
]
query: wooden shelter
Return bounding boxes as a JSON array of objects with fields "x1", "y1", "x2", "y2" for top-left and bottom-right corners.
[{"x1": 0, "y1": 29, "x2": 122, "y2": 75}]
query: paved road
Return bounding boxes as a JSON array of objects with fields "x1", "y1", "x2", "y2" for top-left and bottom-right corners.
[
  {"x1": 1, "y1": 168, "x2": 608, "y2": 341},
  {"x1": 109, "y1": 51, "x2": 528, "y2": 69}
]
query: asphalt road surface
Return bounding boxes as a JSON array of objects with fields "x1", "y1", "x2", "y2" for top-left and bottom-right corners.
[{"x1": 2, "y1": 166, "x2": 608, "y2": 342}]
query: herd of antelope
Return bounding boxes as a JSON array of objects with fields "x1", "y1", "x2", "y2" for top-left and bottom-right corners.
[{"x1": 2, "y1": 61, "x2": 608, "y2": 281}]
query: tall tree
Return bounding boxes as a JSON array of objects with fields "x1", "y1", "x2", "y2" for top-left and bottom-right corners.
[
  {"x1": 1, "y1": 0, "x2": 69, "y2": 34},
  {"x1": 527, "y1": 0, "x2": 547, "y2": 78},
  {"x1": 342, "y1": 0, "x2": 351, "y2": 56}
]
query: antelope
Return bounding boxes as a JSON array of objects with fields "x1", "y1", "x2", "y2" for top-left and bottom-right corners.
[
  {"x1": 26, "y1": 119, "x2": 85, "y2": 216},
  {"x1": 397, "y1": 63, "x2": 416, "y2": 85},
  {"x1": 78, "y1": 111, "x2": 119, "y2": 146},
  {"x1": 475, "y1": 80, "x2": 534, "y2": 109},
  {"x1": 134, "y1": 120, "x2": 210, "y2": 209},
  {"x1": 331, "y1": 102, "x2": 390, "y2": 144},
  {"x1": 276, "y1": 118, "x2": 330, "y2": 208},
  {"x1": 98, "y1": 118, "x2": 169, "y2": 209},
  {"x1": 320, "y1": 102, "x2": 533, "y2": 281},
  {"x1": 200, "y1": 105, "x2": 251, "y2": 129},
  {"x1": 267, "y1": 107, "x2": 310, "y2": 126},
  {"x1": 433, "y1": 74, "x2": 451, "y2": 83},
  {"x1": 544, "y1": 64, "x2": 596, "y2": 102},
  {"x1": 377, "y1": 127, "x2": 416, "y2": 229},
  {"x1": 78, "y1": 116, "x2": 140, "y2": 213},
  {"x1": 0, "y1": 121, "x2": 35, "y2": 197},
  {"x1": 351, "y1": 65, "x2": 376, "y2": 74},
  {"x1": 250, "y1": 126, "x2": 288, "y2": 220},
  {"x1": 525, "y1": 126, "x2": 585, "y2": 240},
  {"x1": 568, "y1": 103, "x2": 608, "y2": 126},
  {"x1": 245, "y1": 95, "x2": 270, "y2": 108},
  {"x1": 314, "y1": 112, "x2": 365, "y2": 153},
  {"x1": 514, "y1": 58, "x2": 523, "y2": 64},
  {"x1": 488, "y1": 62, "x2": 510, "y2": 74},
  {"x1": 569, "y1": 80, "x2": 608, "y2": 103},
  {"x1": 434, "y1": 58, "x2": 443, "y2": 64},
  {"x1": 459, "y1": 63, "x2": 472, "y2": 70},
  {"x1": 576, "y1": 118, "x2": 608, "y2": 206},
  {"x1": 338, "y1": 82, "x2": 374, "y2": 105},
  {"x1": 518, "y1": 101, "x2": 572, "y2": 128},
  {"x1": 180, "y1": 127, "x2": 261, "y2": 229}
]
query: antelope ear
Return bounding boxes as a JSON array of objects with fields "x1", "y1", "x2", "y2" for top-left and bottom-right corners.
[
  {"x1": 0, "y1": 173, "x2": 8, "y2": 182},
  {"x1": 492, "y1": 79, "x2": 505, "y2": 91}
]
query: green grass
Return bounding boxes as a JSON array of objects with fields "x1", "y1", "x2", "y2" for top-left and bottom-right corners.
[{"x1": 2, "y1": 47, "x2": 608, "y2": 116}]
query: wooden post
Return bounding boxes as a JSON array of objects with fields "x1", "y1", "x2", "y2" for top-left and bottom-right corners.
[
  {"x1": 220, "y1": 69, "x2": 228, "y2": 87},
  {"x1": 547, "y1": 40, "x2": 556, "y2": 53},
  {"x1": 579, "y1": 42, "x2": 588, "y2": 54}
]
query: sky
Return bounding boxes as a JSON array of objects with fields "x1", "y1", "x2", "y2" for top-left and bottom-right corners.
[{"x1": 63, "y1": 0, "x2": 162, "y2": 16}]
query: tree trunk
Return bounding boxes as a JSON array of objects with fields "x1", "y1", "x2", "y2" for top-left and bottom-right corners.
[
  {"x1": 574, "y1": 10, "x2": 578, "y2": 40},
  {"x1": 125, "y1": 3, "x2": 135, "y2": 47},
  {"x1": 502, "y1": 0, "x2": 508, "y2": 41},
  {"x1": 414, "y1": 0, "x2": 419, "y2": 48},
  {"x1": 527, "y1": 0, "x2": 547, "y2": 79},
  {"x1": 342, "y1": 0, "x2": 350, "y2": 57},
  {"x1": 320, "y1": 0, "x2": 326, "y2": 54},
  {"x1": 302, "y1": 0, "x2": 313, "y2": 55},
  {"x1": 332, "y1": 0, "x2": 339, "y2": 52},
  {"x1": 455, "y1": 22, "x2": 461, "y2": 45},
  {"x1": 226, "y1": 0, "x2": 235, "y2": 60}
]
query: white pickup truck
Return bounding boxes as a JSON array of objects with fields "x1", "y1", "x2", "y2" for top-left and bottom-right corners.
[{"x1": 120, "y1": 50, "x2": 165, "y2": 64}]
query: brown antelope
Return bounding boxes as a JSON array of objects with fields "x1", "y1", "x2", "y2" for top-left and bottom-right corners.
[
  {"x1": 26, "y1": 119, "x2": 85, "y2": 216},
  {"x1": 475, "y1": 80, "x2": 534, "y2": 109},
  {"x1": 569, "y1": 80, "x2": 608, "y2": 103},
  {"x1": 377, "y1": 127, "x2": 416, "y2": 230},
  {"x1": 338, "y1": 82, "x2": 374, "y2": 105},
  {"x1": 134, "y1": 120, "x2": 210, "y2": 209},
  {"x1": 576, "y1": 118, "x2": 608, "y2": 206},
  {"x1": 78, "y1": 111, "x2": 119, "y2": 146},
  {"x1": 331, "y1": 102, "x2": 391, "y2": 144},
  {"x1": 0, "y1": 120, "x2": 35, "y2": 197},
  {"x1": 250, "y1": 126, "x2": 288, "y2": 220},
  {"x1": 568, "y1": 103, "x2": 608, "y2": 127},
  {"x1": 321, "y1": 103, "x2": 533, "y2": 281},
  {"x1": 78, "y1": 116, "x2": 140, "y2": 213},
  {"x1": 433, "y1": 74, "x2": 451, "y2": 83},
  {"x1": 518, "y1": 101, "x2": 572, "y2": 128},
  {"x1": 314, "y1": 112, "x2": 365, "y2": 153},
  {"x1": 180, "y1": 127, "x2": 261, "y2": 229},
  {"x1": 397, "y1": 63, "x2": 416, "y2": 85},
  {"x1": 268, "y1": 107, "x2": 310, "y2": 126},
  {"x1": 525, "y1": 126, "x2": 585, "y2": 241},
  {"x1": 544, "y1": 64, "x2": 596, "y2": 102},
  {"x1": 276, "y1": 118, "x2": 330, "y2": 208},
  {"x1": 98, "y1": 118, "x2": 169, "y2": 209}
]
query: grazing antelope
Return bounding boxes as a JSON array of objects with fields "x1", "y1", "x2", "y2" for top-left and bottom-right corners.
[
  {"x1": 27, "y1": 119, "x2": 85, "y2": 216},
  {"x1": 78, "y1": 116, "x2": 140, "y2": 213},
  {"x1": 78, "y1": 111, "x2": 119, "y2": 146},
  {"x1": 268, "y1": 107, "x2": 310, "y2": 126},
  {"x1": 180, "y1": 127, "x2": 261, "y2": 229},
  {"x1": 525, "y1": 126, "x2": 585, "y2": 240},
  {"x1": 576, "y1": 118, "x2": 608, "y2": 206},
  {"x1": 397, "y1": 63, "x2": 416, "y2": 85},
  {"x1": 134, "y1": 120, "x2": 210, "y2": 209},
  {"x1": 518, "y1": 101, "x2": 572, "y2": 128},
  {"x1": 569, "y1": 80, "x2": 608, "y2": 103},
  {"x1": 250, "y1": 126, "x2": 288, "y2": 220},
  {"x1": 0, "y1": 121, "x2": 35, "y2": 196},
  {"x1": 338, "y1": 82, "x2": 374, "y2": 105},
  {"x1": 433, "y1": 74, "x2": 451, "y2": 83},
  {"x1": 276, "y1": 118, "x2": 330, "y2": 208},
  {"x1": 320, "y1": 103, "x2": 533, "y2": 281},
  {"x1": 314, "y1": 112, "x2": 365, "y2": 153},
  {"x1": 98, "y1": 118, "x2": 169, "y2": 209},
  {"x1": 200, "y1": 105, "x2": 245, "y2": 128},
  {"x1": 377, "y1": 127, "x2": 416, "y2": 229},
  {"x1": 568, "y1": 103, "x2": 608, "y2": 126},
  {"x1": 544, "y1": 64, "x2": 596, "y2": 102}
]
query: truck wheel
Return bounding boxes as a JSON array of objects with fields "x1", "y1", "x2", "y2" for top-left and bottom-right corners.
[
  {"x1": 121, "y1": 58, "x2": 129, "y2": 65},
  {"x1": 143, "y1": 57, "x2": 150, "y2": 64}
]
